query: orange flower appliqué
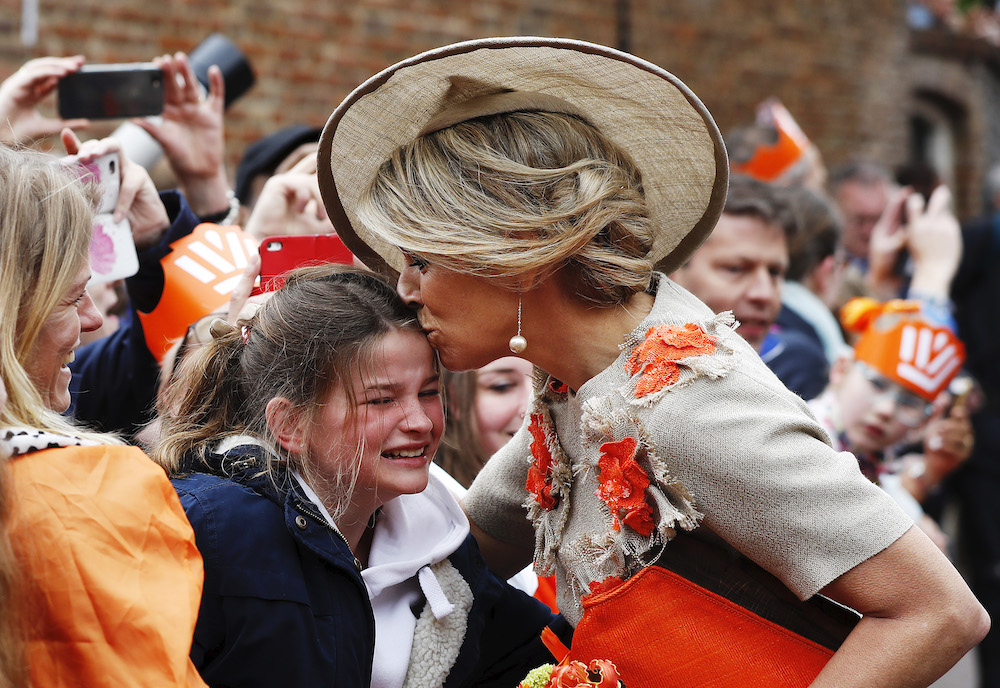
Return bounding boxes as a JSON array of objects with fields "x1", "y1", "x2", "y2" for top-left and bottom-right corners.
[
  {"x1": 626, "y1": 323, "x2": 717, "y2": 398},
  {"x1": 549, "y1": 659, "x2": 624, "y2": 688},
  {"x1": 594, "y1": 437, "x2": 654, "y2": 536},
  {"x1": 526, "y1": 413, "x2": 558, "y2": 511}
]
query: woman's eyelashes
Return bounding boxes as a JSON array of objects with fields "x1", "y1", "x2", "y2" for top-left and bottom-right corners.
[{"x1": 404, "y1": 252, "x2": 429, "y2": 271}]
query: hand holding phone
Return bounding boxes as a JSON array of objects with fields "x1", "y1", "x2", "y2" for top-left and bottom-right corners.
[
  {"x1": 0, "y1": 55, "x2": 90, "y2": 144},
  {"x1": 61, "y1": 130, "x2": 170, "y2": 251},
  {"x1": 62, "y1": 150, "x2": 140, "y2": 285},
  {"x1": 58, "y1": 63, "x2": 164, "y2": 120}
]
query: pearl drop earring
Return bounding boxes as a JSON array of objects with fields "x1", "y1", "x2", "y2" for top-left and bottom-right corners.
[{"x1": 508, "y1": 295, "x2": 527, "y2": 354}]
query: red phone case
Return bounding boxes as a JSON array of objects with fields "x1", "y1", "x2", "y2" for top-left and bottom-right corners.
[{"x1": 255, "y1": 234, "x2": 354, "y2": 294}]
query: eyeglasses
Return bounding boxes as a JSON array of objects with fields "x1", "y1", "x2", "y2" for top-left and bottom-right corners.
[{"x1": 854, "y1": 361, "x2": 934, "y2": 427}]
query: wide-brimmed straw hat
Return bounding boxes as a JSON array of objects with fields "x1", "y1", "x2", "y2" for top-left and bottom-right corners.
[{"x1": 317, "y1": 36, "x2": 728, "y2": 277}]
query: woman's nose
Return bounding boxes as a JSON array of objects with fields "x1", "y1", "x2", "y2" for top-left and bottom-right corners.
[
  {"x1": 397, "y1": 265, "x2": 422, "y2": 308},
  {"x1": 79, "y1": 292, "x2": 104, "y2": 333}
]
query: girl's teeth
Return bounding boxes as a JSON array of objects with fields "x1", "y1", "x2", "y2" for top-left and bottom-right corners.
[{"x1": 384, "y1": 449, "x2": 423, "y2": 459}]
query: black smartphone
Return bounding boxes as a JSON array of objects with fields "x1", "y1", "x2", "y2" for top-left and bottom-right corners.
[{"x1": 58, "y1": 63, "x2": 165, "y2": 120}]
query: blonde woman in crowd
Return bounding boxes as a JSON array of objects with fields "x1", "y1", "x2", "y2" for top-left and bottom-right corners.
[{"x1": 0, "y1": 140, "x2": 205, "y2": 686}]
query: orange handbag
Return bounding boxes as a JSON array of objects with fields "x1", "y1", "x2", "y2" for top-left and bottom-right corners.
[{"x1": 566, "y1": 533, "x2": 859, "y2": 688}]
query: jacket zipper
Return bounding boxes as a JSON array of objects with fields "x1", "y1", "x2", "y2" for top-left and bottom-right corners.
[{"x1": 291, "y1": 501, "x2": 364, "y2": 573}]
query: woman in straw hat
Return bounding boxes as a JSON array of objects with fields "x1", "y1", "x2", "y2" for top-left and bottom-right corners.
[{"x1": 317, "y1": 37, "x2": 988, "y2": 686}]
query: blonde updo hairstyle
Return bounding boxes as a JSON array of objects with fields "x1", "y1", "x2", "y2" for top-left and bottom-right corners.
[
  {"x1": 358, "y1": 111, "x2": 655, "y2": 306},
  {"x1": 152, "y1": 265, "x2": 425, "y2": 520}
]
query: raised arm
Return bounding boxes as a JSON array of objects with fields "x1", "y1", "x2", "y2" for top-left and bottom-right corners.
[
  {"x1": 0, "y1": 55, "x2": 89, "y2": 144},
  {"x1": 132, "y1": 52, "x2": 231, "y2": 218}
]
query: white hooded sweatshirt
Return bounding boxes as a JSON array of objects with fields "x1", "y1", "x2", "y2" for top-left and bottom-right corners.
[{"x1": 295, "y1": 464, "x2": 471, "y2": 688}]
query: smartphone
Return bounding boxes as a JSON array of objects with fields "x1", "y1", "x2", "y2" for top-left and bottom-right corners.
[
  {"x1": 255, "y1": 234, "x2": 354, "y2": 294},
  {"x1": 58, "y1": 63, "x2": 165, "y2": 120},
  {"x1": 62, "y1": 151, "x2": 139, "y2": 285}
]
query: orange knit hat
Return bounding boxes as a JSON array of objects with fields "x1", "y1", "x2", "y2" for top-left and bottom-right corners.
[{"x1": 840, "y1": 298, "x2": 965, "y2": 402}]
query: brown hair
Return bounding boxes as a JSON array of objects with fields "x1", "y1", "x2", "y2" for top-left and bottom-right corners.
[
  {"x1": 152, "y1": 265, "x2": 422, "y2": 519},
  {"x1": 435, "y1": 370, "x2": 488, "y2": 489},
  {"x1": 782, "y1": 186, "x2": 842, "y2": 283}
]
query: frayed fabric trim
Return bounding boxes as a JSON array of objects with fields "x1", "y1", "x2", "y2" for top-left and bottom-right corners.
[
  {"x1": 522, "y1": 391, "x2": 702, "y2": 595},
  {"x1": 575, "y1": 400, "x2": 701, "y2": 581},
  {"x1": 619, "y1": 311, "x2": 738, "y2": 407},
  {"x1": 523, "y1": 401, "x2": 574, "y2": 578},
  {"x1": 402, "y1": 559, "x2": 473, "y2": 688}
]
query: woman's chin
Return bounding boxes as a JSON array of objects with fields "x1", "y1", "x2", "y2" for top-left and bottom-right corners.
[{"x1": 48, "y1": 369, "x2": 73, "y2": 413}]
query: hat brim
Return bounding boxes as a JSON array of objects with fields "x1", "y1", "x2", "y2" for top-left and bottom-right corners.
[{"x1": 317, "y1": 36, "x2": 728, "y2": 278}]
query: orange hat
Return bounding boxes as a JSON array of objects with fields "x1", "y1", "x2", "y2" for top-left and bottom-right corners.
[
  {"x1": 841, "y1": 298, "x2": 965, "y2": 402},
  {"x1": 729, "y1": 99, "x2": 810, "y2": 182}
]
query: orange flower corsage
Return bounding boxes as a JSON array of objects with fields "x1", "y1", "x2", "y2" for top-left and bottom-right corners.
[
  {"x1": 526, "y1": 413, "x2": 558, "y2": 511},
  {"x1": 594, "y1": 437, "x2": 654, "y2": 536},
  {"x1": 626, "y1": 322, "x2": 717, "y2": 398}
]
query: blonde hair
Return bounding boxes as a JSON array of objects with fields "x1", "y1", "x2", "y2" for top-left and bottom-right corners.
[
  {"x1": 152, "y1": 265, "x2": 424, "y2": 520},
  {"x1": 359, "y1": 111, "x2": 655, "y2": 305},
  {"x1": 0, "y1": 145, "x2": 117, "y2": 446},
  {"x1": 0, "y1": 144, "x2": 108, "y2": 688}
]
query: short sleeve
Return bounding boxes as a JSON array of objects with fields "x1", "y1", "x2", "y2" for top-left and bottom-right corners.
[
  {"x1": 464, "y1": 426, "x2": 536, "y2": 563},
  {"x1": 644, "y1": 359, "x2": 914, "y2": 600}
]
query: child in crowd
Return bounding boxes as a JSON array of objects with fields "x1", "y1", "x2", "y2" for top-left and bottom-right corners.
[
  {"x1": 437, "y1": 357, "x2": 534, "y2": 490},
  {"x1": 435, "y1": 358, "x2": 558, "y2": 611},
  {"x1": 151, "y1": 265, "x2": 558, "y2": 688},
  {"x1": 809, "y1": 297, "x2": 972, "y2": 550}
]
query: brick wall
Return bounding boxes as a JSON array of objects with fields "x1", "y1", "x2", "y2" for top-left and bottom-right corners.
[{"x1": 2, "y1": 0, "x2": 998, "y2": 217}]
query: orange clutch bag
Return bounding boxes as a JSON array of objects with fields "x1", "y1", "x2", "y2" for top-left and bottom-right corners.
[{"x1": 565, "y1": 532, "x2": 860, "y2": 688}]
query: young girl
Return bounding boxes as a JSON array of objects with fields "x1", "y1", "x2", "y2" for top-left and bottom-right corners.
[
  {"x1": 437, "y1": 357, "x2": 534, "y2": 490},
  {"x1": 152, "y1": 265, "x2": 557, "y2": 688},
  {"x1": 809, "y1": 298, "x2": 972, "y2": 550}
]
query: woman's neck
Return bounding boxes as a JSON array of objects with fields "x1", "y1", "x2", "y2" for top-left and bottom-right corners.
[{"x1": 524, "y1": 285, "x2": 655, "y2": 393}]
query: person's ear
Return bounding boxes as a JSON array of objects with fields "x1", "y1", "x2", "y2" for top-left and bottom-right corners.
[
  {"x1": 265, "y1": 396, "x2": 306, "y2": 454},
  {"x1": 811, "y1": 254, "x2": 838, "y2": 299},
  {"x1": 829, "y1": 353, "x2": 853, "y2": 389}
]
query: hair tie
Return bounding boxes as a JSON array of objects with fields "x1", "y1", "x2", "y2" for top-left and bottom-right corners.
[
  {"x1": 209, "y1": 318, "x2": 237, "y2": 339},
  {"x1": 240, "y1": 324, "x2": 251, "y2": 345}
]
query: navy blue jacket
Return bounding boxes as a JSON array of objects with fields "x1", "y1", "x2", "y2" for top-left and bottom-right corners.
[
  {"x1": 762, "y1": 307, "x2": 830, "y2": 401},
  {"x1": 173, "y1": 447, "x2": 562, "y2": 688}
]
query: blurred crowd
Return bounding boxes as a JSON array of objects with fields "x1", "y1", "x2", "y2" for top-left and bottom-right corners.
[{"x1": 908, "y1": 0, "x2": 1000, "y2": 45}]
